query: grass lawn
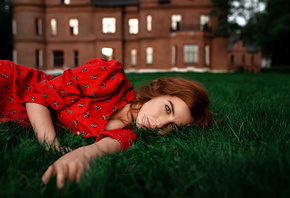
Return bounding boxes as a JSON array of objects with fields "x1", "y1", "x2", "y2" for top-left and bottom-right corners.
[{"x1": 0, "y1": 71, "x2": 289, "y2": 197}]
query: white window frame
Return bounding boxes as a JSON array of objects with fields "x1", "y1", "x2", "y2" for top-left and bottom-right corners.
[
  {"x1": 102, "y1": 18, "x2": 116, "y2": 34},
  {"x1": 69, "y1": 18, "x2": 79, "y2": 35},
  {"x1": 184, "y1": 44, "x2": 198, "y2": 64},
  {"x1": 129, "y1": 18, "x2": 139, "y2": 34},
  {"x1": 146, "y1": 47, "x2": 153, "y2": 65}
]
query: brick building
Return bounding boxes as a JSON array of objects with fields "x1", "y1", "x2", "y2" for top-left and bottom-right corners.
[{"x1": 12, "y1": 0, "x2": 231, "y2": 72}]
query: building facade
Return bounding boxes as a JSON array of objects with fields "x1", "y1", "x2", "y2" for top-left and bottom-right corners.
[{"x1": 12, "y1": 0, "x2": 230, "y2": 72}]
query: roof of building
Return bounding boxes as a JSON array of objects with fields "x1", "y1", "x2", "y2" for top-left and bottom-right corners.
[
  {"x1": 228, "y1": 34, "x2": 259, "y2": 53},
  {"x1": 91, "y1": 0, "x2": 170, "y2": 6}
]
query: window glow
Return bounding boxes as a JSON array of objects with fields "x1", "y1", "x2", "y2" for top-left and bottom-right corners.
[
  {"x1": 69, "y1": 19, "x2": 79, "y2": 35},
  {"x1": 146, "y1": 47, "x2": 153, "y2": 65},
  {"x1": 147, "y1": 15, "x2": 152, "y2": 31},
  {"x1": 51, "y1": 18, "x2": 57, "y2": 36},
  {"x1": 102, "y1": 48, "x2": 113, "y2": 60},
  {"x1": 102, "y1": 18, "x2": 116, "y2": 33},
  {"x1": 129, "y1": 19, "x2": 138, "y2": 34},
  {"x1": 171, "y1": 14, "x2": 181, "y2": 31}
]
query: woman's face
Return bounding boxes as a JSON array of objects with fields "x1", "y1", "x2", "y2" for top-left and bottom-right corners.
[{"x1": 135, "y1": 95, "x2": 192, "y2": 134}]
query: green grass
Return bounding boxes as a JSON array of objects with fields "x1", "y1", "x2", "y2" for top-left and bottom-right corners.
[{"x1": 1, "y1": 71, "x2": 289, "y2": 197}]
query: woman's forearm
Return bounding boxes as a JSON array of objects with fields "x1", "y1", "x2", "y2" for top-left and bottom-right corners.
[{"x1": 26, "y1": 102, "x2": 59, "y2": 149}]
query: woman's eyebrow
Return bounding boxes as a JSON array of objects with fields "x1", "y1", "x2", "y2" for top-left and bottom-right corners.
[{"x1": 168, "y1": 100, "x2": 175, "y2": 116}]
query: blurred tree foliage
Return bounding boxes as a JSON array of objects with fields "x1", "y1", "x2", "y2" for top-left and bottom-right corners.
[
  {"x1": 0, "y1": 0, "x2": 13, "y2": 60},
  {"x1": 211, "y1": 0, "x2": 290, "y2": 65},
  {"x1": 241, "y1": 0, "x2": 290, "y2": 65}
]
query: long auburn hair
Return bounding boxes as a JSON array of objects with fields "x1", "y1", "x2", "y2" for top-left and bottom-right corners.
[{"x1": 129, "y1": 77, "x2": 212, "y2": 127}]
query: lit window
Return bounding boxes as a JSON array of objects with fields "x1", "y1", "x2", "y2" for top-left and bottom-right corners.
[
  {"x1": 147, "y1": 15, "x2": 152, "y2": 32},
  {"x1": 69, "y1": 19, "x2": 79, "y2": 35},
  {"x1": 200, "y1": 15, "x2": 209, "y2": 31},
  {"x1": 131, "y1": 49, "x2": 137, "y2": 66},
  {"x1": 102, "y1": 18, "x2": 116, "y2": 34},
  {"x1": 35, "y1": 18, "x2": 42, "y2": 35},
  {"x1": 61, "y1": 0, "x2": 70, "y2": 5},
  {"x1": 102, "y1": 48, "x2": 113, "y2": 60},
  {"x1": 52, "y1": 51, "x2": 64, "y2": 67},
  {"x1": 172, "y1": 45, "x2": 177, "y2": 65},
  {"x1": 36, "y1": 49, "x2": 43, "y2": 68},
  {"x1": 51, "y1": 18, "x2": 57, "y2": 36},
  {"x1": 146, "y1": 47, "x2": 153, "y2": 65},
  {"x1": 205, "y1": 45, "x2": 210, "y2": 66},
  {"x1": 171, "y1": 14, "x2": 181, "y2": 31},
  {"x1": 129, "y1": 19, "x2": 138, "y2": 34},
  {"x1": 184, "y1": 45, "x2": 198, "y2": 64}
]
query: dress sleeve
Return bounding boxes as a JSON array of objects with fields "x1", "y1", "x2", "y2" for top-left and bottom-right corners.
[
  {"x1": 95, "y1": 128, "x2": 137, "y2": 150},
  {"x1": 23, "y1": 58, "x2": 126, "y2": 110}
]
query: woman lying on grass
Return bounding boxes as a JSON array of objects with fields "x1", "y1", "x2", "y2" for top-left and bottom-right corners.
[{"x1": 0, "y1": 58, "x2": 211, "y2": 189}]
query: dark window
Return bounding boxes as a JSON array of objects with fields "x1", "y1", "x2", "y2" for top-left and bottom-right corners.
[
  {"x1": 231, "y1": 55, "x2": 235, "y2": 64},
  {"x1": 242, "y1": 55, "x2": 245, "y2": 64},
  {"x1": 36, "y1": 50, "x2": 40, "y2": 68},
  {"x1": 53, "y1": 51, "x2": 64, "y2": 67},
  {"x1": 74, "y1": 50, "x2": 78, "y2": 66}
]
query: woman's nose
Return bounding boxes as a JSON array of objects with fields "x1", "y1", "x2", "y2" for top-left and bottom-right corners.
[{"x1": 155, "y1": 117, "x2": 172, "y2": 129}]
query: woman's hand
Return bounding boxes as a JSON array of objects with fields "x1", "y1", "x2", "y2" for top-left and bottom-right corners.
[
  {"x1": 42, "y1": 147, "x2": 90, "y2": 189},
  {"x1": 42, "y1": 137, "x2": 121, "y2": 189}
]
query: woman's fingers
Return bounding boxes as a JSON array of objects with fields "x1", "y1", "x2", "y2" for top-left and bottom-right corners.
[{"x1": 41, "y1": 165, "x2": 54, "y2": 185}]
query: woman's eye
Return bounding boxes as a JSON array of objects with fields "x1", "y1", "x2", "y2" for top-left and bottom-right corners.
[{"x1": 165, "y1": 105, "x2": 171, "y2": 113}]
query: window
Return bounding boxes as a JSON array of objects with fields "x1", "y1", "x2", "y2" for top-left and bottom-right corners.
[
  {"x1": 129, "y1": 19, "x2": 138, "y2": 34},
  {"x1": 251, "y1": 55, "x2": 255, "y2": 64},
  {"x1": 102, "y1": 48, "x2": 113, "y2": 60},
  {"x1": 184, "y1": 45, "x2": 198, "y2": 64},
  {"x1": 242, "y1": 55, "x2": 245, "y2": 64},
  {"x1": 61, "y1": 0, "x2": 70, "y2": 5},
  {"x1": 36, "y1": 49, "x2": 43, "y2": 68},
  {"x1": 171, "y1": 14, "x2": 181, "y2": 31},
  {"x1": 200, "y1": 15, "x2": 209, "y2": 31},
  {"x1": 146, "y1": 47, "x2": 153, "y2": 65},
  {"x1": 69, "y1": 19, "x2": 79, "y2": 35},
  {"x1": 102, "y1": 18, "x2": 116, "y2": 34},
  {"x1": 131, "y1": 49, "x2": 137, "y2": 66},
  {"x1": 205, "y1": 45, "x2": 210, "y2": 66},
  {"x1": 12, "y1": 19, "x2": 17, "y2": 35},
  {"x1": 230, "y1": 55, "x2": 235, "y2": 64},
  {"x1": 74, "y1": 50, "x2": 78, "y2": 66},
  {"x1": 52, "y1": 51, "x2": 64, "y2": 67},
  {"x1": 147, "y1": 15, "x2": 152, "y2": 32},
  {"x1": 51, "y1": 18, "x2": 57, "y2": 36},
  {"x1": 172, "y1": 45, "x2": 177, "y2": 65},
  {"x1": 13, "y1": 50, "x2": 17, "y2": 64},
  {"x1": 35, "y1": 18, "x2": 42, "y2": 35}
]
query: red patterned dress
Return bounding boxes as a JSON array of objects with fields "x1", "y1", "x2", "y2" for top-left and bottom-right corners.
[{"x1": 0, "y1": 58, "x2": 137, "y2": 150}]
